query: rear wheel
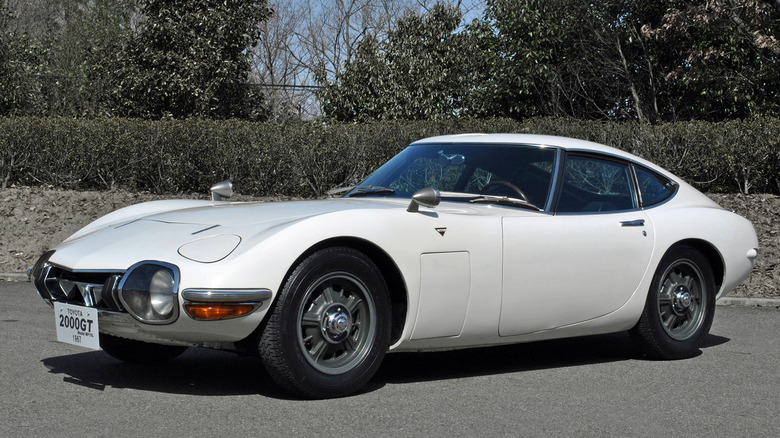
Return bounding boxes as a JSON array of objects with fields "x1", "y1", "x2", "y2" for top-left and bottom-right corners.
[
  {"x1": 100, "y1": 333, "x2": 188, "y2": 363},
  {"x1": 259, "y1": 247, "x2": 391, "y2": 398},
  {"x1": 630, "y1": 245, "x2": 716, "y2": 359}
]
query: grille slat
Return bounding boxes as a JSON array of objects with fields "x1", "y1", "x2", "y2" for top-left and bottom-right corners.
[{"x1": 38, "y1": 266, "x2": 124, "y2": 311}]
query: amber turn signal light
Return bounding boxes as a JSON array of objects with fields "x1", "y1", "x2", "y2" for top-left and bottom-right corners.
[{"x1": 184, "y1": 303, "x2": 256, "y2": 320}]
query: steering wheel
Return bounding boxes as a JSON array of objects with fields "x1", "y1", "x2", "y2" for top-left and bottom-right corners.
[{"x1": 481, "y1": 180, "x2": 529, "y2": 202}]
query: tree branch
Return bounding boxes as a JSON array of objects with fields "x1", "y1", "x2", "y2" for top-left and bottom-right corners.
[
  {"x1": 716, "y1": 0, "x2": 780, "y2": 56},
  {"x1": 615, "y1": 35, "x2": 645, "y2": 122}
]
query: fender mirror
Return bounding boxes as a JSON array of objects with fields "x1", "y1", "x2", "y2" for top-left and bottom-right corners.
[
  {"x1": 407, "y1": 187, "x2": 441, "y2": 213},
  {"x1": 210, "y1": 179, "x2": 233, "y2": 201}
]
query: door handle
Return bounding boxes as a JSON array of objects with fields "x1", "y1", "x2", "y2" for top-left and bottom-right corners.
[{"x1": 621, "y1": 219, "x2": 645, "y2": 227}]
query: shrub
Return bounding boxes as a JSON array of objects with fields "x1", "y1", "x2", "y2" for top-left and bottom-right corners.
[{"x1": 1, "y1": 117, "x2": 778, "y2": 196}]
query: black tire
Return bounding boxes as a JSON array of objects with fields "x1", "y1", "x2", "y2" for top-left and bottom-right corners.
[
  {"x1": 100, "y1": 333, "x2": 188, "y2": 364},
  {"x1": 259, "y1": 247, "x2": 391, "y2": 399},
  {"x1": 630, "y1": 245, "x2": 716, "y2": 359}
]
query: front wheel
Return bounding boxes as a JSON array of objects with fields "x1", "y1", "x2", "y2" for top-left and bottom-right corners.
[
  {"x1": 258, "y1": 247, "x2": 391, "y2": 398},
  {"x1": 630, "y1": 245, "x2": 716, "y2": 359}
]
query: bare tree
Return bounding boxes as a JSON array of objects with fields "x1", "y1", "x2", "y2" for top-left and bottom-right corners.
[
  {"x1": 251, "y1": 1, "x2": 313, "y2": 119},
  {"x1": 253, "y1": 0, "x2": 483, "y2": 119}
]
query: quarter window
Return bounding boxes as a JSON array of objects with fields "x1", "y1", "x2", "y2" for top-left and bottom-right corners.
[
  {"x1": 557, "y1": 155, "x2": 635, "y2": 213},
  {"x1": 636, "y1": 166, "x2": 676, "y2": 206}
]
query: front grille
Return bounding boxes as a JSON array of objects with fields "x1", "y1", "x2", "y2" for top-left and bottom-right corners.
[{"x1": 34, "y1": 263, "x2": 125, "y2": 312}]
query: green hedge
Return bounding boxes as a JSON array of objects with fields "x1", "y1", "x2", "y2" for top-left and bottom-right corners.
[{"x1": 1, "y1": 117, "x2": 778, "y2": 196}]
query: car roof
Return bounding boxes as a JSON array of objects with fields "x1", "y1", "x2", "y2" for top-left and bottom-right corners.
[
  {"x1": 411, "y1": 133, "x2": 724, "y2": 211},
  {"x1": 411, "y1": 133, "x2": 666, "y2": 175},
  {"x1": 412, "y1": 133, "x2": 619, "y2": 154}
]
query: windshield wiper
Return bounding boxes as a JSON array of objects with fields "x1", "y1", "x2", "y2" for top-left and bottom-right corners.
[
  {"x1": 327, "y1": 186, "x2": 355, "y2": 198},
  {"x1": 468, "y1": 195, "x2": 541, "y2": 211},
  {"x1": 437, "y1": 191, "x2": 541, "y2": 211},
  {"x1": 347, "y1": 186, "x2": 396, "y2": 197}
]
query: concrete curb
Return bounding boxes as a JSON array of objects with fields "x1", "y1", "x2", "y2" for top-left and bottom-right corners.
[
  {"x1": 1, "y1": 272, "x2": 28, "y2": 282},
  {"x1": 3, "y1": 271, "x2": 779, "y2": 308},
  {"x1": 717, "y1": 297, "x2": 780, "y2": 308}
]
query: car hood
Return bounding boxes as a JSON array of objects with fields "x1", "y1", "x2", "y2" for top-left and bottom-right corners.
[
  {"x1": 49, "y1": 198, "x2": 403, "y2": 271},
  {"x1": 140, "y1": 199, "x2": 378, "y2": 227}
]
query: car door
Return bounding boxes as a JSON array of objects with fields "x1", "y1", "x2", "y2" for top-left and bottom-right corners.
[{"x1": 499, "y1": 153, "x2": 655, "y2": 336}]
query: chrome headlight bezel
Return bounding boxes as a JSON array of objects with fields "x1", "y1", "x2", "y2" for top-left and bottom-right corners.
[
  {"x1": 118, "y1": 261, "x2": 180, "y2": 325},
  {"x1": 31, "y1": 250, "x2": 56, "y2": 301}
]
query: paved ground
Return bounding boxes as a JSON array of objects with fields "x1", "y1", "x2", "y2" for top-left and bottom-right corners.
[{"x1": 2, "y1": 280, "x2": 779, "y2": 437}]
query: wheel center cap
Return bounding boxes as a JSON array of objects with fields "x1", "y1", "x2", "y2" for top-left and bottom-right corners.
[
  {"x1": 322, "y1": 306, "x2": 352, "y2": 343},
  {"x1": 673, "y1": 287, "x2": 692, "y2": 314},
  {"x1": 330, "y1": 313, "x2": 349, "y2": 333}
]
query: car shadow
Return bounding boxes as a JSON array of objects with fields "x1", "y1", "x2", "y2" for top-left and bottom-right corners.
[
  {"x1": 372, "y1": 332, "x2": 637, "y2": 386},
  {"x1": 370, "y1": 331, "x2": 731, "y2": 388},
  {"x1": 41, "y1": 332, "x2": 730, "y2": 399},
  {"x1": 700, "y1": 334, "x2": 730, "y2": 349},
  {"x1": 41, "y1": 348, "x2": 291, "y2": 399}
]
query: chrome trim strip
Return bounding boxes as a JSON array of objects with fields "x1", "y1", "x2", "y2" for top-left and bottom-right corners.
[
  {"x1": 103, "y1": 275, "x2": 124, "y2": 311},
  {"x1": 191, "y1": 224, "x2": 221, "y2": 235},
  {"x1": 58, "y1": 279, "x2": 101, "y2": 306},
  {"x1": 34, "y1": 265, "x2": 54, "y2": 301},
  {"x1": 181, "y1": 289, "x2": 272, "y2": 303},
  {"x1": 628, "y1": 162, "x2": 641, "y2": 208},
  {"x1": 555, "y1": 208, "x2": 644, "y2": 216},
  {"x1": 544, "y1": 147, "x2": 561, "y2": 212},
  {"x1": 97, "y1": 309, "x2": 197, "y2": 347},
  {"x1": 44, "y1": 260, "x2": 127, "y2": 275}
]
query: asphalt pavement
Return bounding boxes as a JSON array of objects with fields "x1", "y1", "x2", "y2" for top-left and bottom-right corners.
[{"x1": 2, "y1": 280, "x2": 778, "y2": 437}]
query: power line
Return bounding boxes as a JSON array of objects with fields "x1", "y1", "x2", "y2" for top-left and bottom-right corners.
[{"x1": 248, "y1": 83, "x2": 323, "y2": 90}]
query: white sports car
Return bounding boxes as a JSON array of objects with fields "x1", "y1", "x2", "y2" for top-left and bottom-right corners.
[{"x1": 31, "y1": 134, "x2": 758, "y2": 398}]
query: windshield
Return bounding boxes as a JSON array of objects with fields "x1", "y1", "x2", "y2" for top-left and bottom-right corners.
[{"x1": 347, "y1": 143, "x2": 557, "y2": 208}]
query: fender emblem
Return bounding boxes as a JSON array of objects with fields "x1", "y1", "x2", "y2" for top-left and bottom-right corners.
[{"x1": 435, "y1": 227, "x2": 447, "y2": 236}]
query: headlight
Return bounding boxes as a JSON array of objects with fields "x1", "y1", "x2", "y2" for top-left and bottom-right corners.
[
  {"x1": 149, "y1": 269, "x2": 175, "y2": 315},
  {"x1": 118, "y1": 262, "x2": 180, "y2": 324}
]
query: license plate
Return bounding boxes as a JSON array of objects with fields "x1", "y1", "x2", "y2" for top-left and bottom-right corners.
[{"x1": 54, "y1": 302, "x2": 100, "y2": 350}]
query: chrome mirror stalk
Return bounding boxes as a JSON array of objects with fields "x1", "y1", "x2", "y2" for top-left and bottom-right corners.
[
  {"x1": 210, "y1": 180, "x2": 233, "y2": 201},
  {"x1": 407, "y1": 187, "x2": 441, "y2": 212}
]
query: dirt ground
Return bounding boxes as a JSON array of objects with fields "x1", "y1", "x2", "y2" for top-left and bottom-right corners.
[{"x1": 1, "y1": 186, "x2": 777, "y2": 299}]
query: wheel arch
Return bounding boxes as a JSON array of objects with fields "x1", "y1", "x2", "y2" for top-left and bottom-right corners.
[
  {"x1": 282, "y1": 237, "x2": 408, "y2": 346},
  {"x1": 665, "y1": 239, "x2": 725, "y2": 293}
]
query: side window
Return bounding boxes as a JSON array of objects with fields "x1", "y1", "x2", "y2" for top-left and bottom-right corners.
[
  {"x1": 636, "y1": 166, "x2": 676, "y2": 206},
  {"x1": 557, "y1": 155, "x2": 635, "y2": 213}
]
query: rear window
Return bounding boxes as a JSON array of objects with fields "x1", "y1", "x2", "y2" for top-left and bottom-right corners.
[{"x1": 636, "y1": 166, "x2": 676, "y2": 206}]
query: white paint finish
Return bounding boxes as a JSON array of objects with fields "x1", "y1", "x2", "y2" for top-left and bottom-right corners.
[
  {"x1": 644, "y1": 204, "x2": 759, "y2": 297},
  {"x1": 499, "y1": 212, "x2": 654, "y2": 336},
  {"x1": 52, "y1": 219, "x2": 204, "y2": 271},
  {"x1": 230, "y1": 201, "x2": 506, "y2": 347},
  {"x1": 411, "y1": 252, "x2": 471, "y2": 340},
  {"x1": 177, "y1": 234, "x2": 242, "y2": 263},
  {"x1": 62, "y1": 199, "x2": 213, "y2": 243},
  {"x1": 146, "y1": 199, "x2": 376, "y2": 226},
  {"x1": 49, "y1": 199, "x2": 396, "y2": 271}
]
